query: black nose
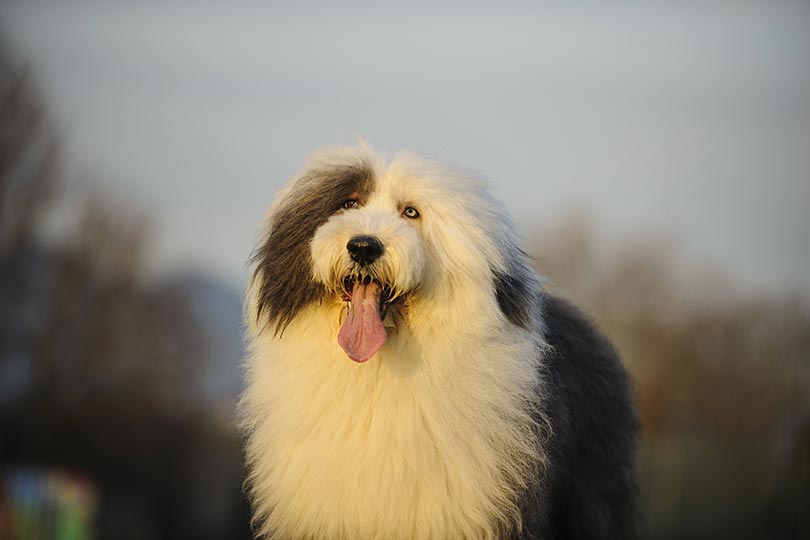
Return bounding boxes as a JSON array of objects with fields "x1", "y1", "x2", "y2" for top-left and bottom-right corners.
[{"x1": 347, "y1": 235, "x2": 384, "y2": 266}]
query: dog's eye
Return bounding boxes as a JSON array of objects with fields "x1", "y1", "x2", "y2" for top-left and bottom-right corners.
[
  {"x1": 342, "y1": 199, "x2": 359, "y2": 210},
  {"x1": 402, "y1": 206, "x2": 420, "y2": 219}
]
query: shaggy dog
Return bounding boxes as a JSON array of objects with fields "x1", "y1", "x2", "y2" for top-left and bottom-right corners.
[{"x1": 240, "y1": 144, "x2": 638, "y2": 540}]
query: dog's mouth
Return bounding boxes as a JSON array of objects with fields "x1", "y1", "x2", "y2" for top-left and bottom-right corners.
[
  {"x1": 337, "y1": 274, "x2": 400, "y2": 363},
  {"x1": 340, "y1": 275, "x2": 398, "y2": 309}
]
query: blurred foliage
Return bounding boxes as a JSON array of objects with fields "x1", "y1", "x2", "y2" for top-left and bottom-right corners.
[
  {"x1": 0, "y1": 39, "x2": 58, "y2": 260},
  {"x1": 0, "y1": 39, "x2": 249, "y2": 540},
  {"x1": 531, "y1": 214, "x2": 810, "y2": 540}
]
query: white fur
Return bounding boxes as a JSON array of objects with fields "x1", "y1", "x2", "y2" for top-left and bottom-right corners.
[{"x1": 241, "y1": 147, "x2": 548, "y2": 540}]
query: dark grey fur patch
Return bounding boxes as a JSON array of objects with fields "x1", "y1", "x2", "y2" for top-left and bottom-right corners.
[
  {"x1": 518, "y1": 294, "x2": 638, "y2": 539},
  {"x1": 252, "y1": 162, "x2": 375, "y2": 335},
  {"x1": 493, "y1": 249, "x2": 539, "y2": 330}
]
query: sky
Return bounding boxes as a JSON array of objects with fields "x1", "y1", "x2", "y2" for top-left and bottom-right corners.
[{"x1": 2, "y1": 1, "x2": 809, "y2": 295}]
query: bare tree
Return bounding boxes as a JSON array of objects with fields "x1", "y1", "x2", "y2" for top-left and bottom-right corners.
[{"x1": 0, "y1": 39, "x2": 58, "y2": 259}]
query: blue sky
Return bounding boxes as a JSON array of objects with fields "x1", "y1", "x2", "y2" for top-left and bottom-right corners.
[{"x1": 3, "y1": 1, "x2": 809, "y2": 295}]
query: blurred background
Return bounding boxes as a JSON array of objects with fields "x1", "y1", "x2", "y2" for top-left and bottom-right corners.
[{"x1": 0, "y1": 1, "x2": 807, "y2": 539}]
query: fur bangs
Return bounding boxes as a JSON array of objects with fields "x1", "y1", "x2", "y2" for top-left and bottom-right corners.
[{"x1": 252, "y1": 150, "x2": 376, "y2": 335}]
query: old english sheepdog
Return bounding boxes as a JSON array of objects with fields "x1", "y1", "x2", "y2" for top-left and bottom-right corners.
[{"x1": 240, "y1": 144, "x2": 638, "y2": 540}]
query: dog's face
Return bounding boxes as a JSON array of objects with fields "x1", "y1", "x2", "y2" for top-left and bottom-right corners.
[
  {"x1": 308, "y1": 171, "x2": 426, "y2": 362},
  {"x1": 252, "y1": 146, "x2": 538, "y2": 362}
]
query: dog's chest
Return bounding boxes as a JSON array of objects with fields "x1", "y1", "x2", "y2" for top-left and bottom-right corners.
[
  {"x1": 248, "y1": 309, "x2": 543, "y2": 540},
  {"x1": 262, "y1": 354, "x2": 519, "y2": 538}
]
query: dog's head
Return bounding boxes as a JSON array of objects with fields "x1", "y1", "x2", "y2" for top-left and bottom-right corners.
[{"x1": 251, "y1": 144, "x2": 539, "y2": 362}]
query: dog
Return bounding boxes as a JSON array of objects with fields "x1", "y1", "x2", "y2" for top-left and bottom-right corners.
[{"x1": 240, "y1": 144, "x2": 638, "y2": 540}]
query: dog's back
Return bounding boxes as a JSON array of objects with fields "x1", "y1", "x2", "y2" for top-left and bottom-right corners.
[{"x1": 519, "y1": 295, "x2": 638, "y2": 539}]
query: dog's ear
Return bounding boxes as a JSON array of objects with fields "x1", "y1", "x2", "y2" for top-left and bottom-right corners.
[
  {"x1": 492, "y1": 250, "x2": 538, "y2": 331},
  {"x1": 252, "y1": 161, "x2": 375, "y2": 335}
]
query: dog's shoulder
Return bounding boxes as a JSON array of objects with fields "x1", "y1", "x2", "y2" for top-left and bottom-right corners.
[
  {"x1": 540, "y1": 294, "x2": 629, "y2": 388},
  {"x1": 539, "y1": 293, "x2": 638, "y2": 441}
]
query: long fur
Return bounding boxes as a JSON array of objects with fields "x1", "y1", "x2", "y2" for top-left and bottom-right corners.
[{"x1": 240, "y1": 144, "x2": 637, "y2": 540}]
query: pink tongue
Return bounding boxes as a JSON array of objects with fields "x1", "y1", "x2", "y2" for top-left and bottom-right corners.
[{"x1": 338, "y1": 281, "x2": 387, "y2": 362}]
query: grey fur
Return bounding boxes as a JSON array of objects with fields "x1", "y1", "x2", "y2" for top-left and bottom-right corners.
[
  {"x1": 252, "y1": 162, "x2": 375, "y2": 335},
  {"x1": 493, "y1": 249, "x2": 540, "y2": 331}
]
